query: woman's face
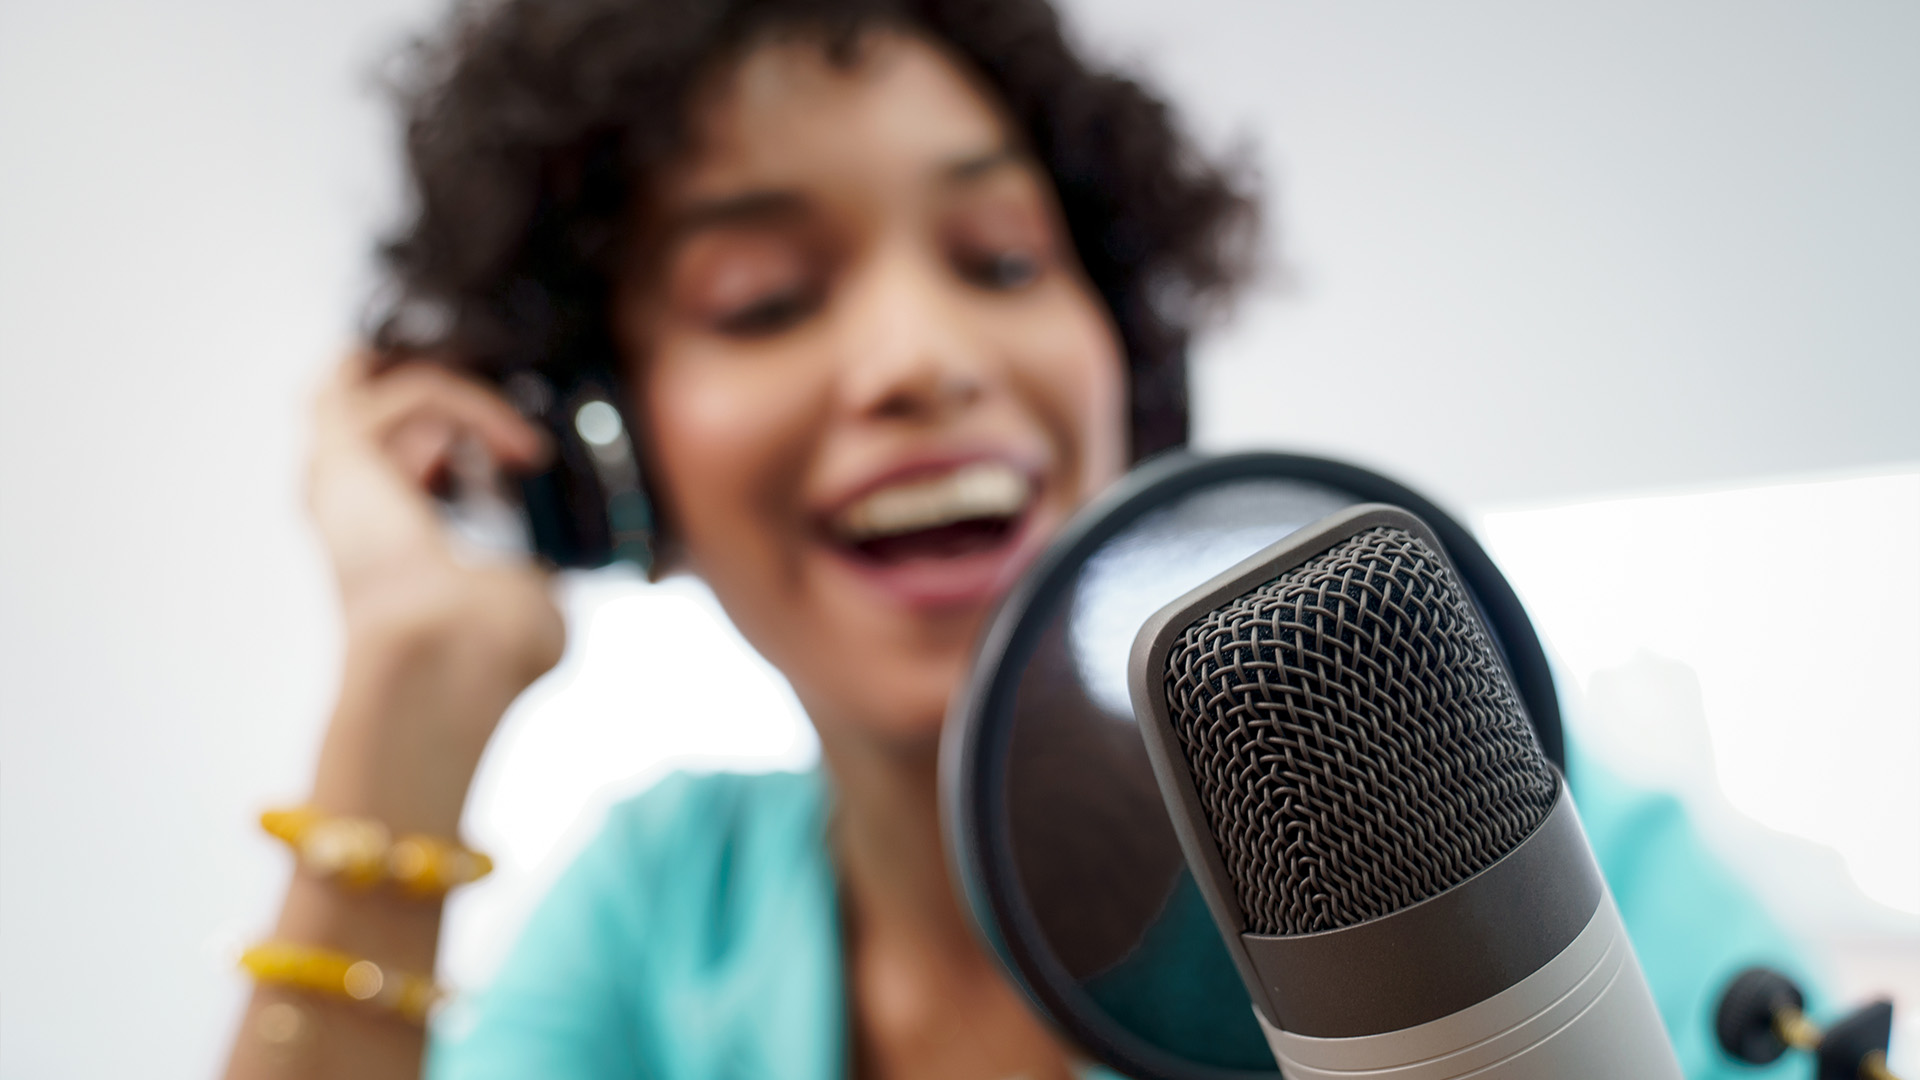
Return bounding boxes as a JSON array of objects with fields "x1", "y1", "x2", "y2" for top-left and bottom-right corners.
[{"x1": 617, "y1": 32, "x2": 1128, "y2": 748}]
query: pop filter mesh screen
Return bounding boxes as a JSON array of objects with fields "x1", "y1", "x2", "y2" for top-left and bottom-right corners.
[{"x1": 1162, "y1": 526, "x2": 1557, "y2": 937}]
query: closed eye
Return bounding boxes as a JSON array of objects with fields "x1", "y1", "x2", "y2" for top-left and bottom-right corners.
[
  {"x1": 714, "y1": 288, "x2": 820, "y2": 336},
  {"x1": 960, "y1": 249, "x2": 1042, "y2": 291}
]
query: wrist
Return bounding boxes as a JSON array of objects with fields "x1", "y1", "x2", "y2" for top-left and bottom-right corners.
[
  {"x1": 307, "y1": 725, "x2": 478, "y2": 841},
  {"x1": 341, "y1": 569, "x2": 561, "y2": 702},
  {"x1": 342, "y1": 612, "x2": 538, "y2": 716},
  {"x1": 314, "y1": 636, "x2": 515, "y2": 837}
]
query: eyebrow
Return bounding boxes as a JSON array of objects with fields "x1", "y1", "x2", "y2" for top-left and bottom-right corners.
[
  {"x1": 941, "y1": 147, "x2": 1023, "y2": 184},
  {"x1": 667, "y1": 190, "x2": 808, "y2": 238},
  {"x1": 664, "y1": 147, "x2": 1025, "y2": 239}
]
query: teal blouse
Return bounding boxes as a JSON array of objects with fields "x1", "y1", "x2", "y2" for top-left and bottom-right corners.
[{"x1": 428, "y1": 751, "x2": 1816, "y2": 1080}]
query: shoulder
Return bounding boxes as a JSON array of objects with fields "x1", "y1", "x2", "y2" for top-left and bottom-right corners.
[
  {"x1": 1567, "y1": 744, "x2": 1794, "y2": 954},
  {"x1": 581, "y1": 769, "x2": 844, "y2": 1073},
  {"x1": 429, "y1": 769, "x2": 839, "y2": 1080},
  {"x1": 1567, "y1": 753, "x2": 1695, "y2": 876},
  {"x1": 597, "y1": 768, "x2": 829, "y2": 864},
  {"x1": 576, "y1": 768, "x2": 831, "y2": 929},
  {"x1": 475, "y1": 767, "x2": 832, "y2": 975}
]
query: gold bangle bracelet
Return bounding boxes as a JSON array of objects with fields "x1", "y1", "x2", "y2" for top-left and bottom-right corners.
[
  {"x1": 261, "y1": 806, "x2": 493, "y2": 897},
  {"x1": 240, "y1": 941, "x2": 444, "y2": 1024}
]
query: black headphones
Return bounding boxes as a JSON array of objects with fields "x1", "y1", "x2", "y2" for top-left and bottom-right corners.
[{"x1": 499, "y1": 365, "x2": 658, "y2": 575}]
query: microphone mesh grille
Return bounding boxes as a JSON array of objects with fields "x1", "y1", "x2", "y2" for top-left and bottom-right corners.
[{"x1": 1163, "y1": 526, "x2": 1557, "y2": 936}]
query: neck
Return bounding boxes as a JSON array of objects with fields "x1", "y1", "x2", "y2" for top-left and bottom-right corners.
[
  {"x1": 815, "y1": 717, "x2": 1078, "y2": 1080},
  {"x1": 818, "y1": 724, "x2": 979, "y2": 961}
]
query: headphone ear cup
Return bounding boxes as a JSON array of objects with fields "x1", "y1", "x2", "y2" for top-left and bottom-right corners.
[
  {"x1": 517, "y1": 445, "x2": 611, "y2": 568},
  {"x1": 505, "y1": 371, "x2": 656, "y2": 574}
]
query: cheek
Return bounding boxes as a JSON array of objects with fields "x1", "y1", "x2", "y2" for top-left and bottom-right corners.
[
  {"x1": 1010, "y1": 289, "x2": 1130, "y2": 494},
  {"x1": 641, "y1": 344, "x2": 821, "y2": 579}
]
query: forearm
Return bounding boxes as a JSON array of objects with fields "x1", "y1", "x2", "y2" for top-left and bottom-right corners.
[{"x1": 222, "y1": 628, "x2": 523, "y2": 1080}]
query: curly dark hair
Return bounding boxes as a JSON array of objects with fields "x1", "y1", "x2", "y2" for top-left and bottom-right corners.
[{"x1": 374, "y1": 0, "x2": 1257, "y2": 461}]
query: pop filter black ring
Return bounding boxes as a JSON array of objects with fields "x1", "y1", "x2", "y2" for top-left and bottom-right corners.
[{"x1": 940, "y1": 450, "x2": 1565, "y2": 1080}]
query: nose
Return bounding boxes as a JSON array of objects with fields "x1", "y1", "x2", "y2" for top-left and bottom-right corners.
[{"x1": 834, "y1": 241, "x2": 988, "y2": 425}]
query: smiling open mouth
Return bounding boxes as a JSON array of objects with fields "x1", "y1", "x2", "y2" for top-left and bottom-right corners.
[{"x1": 830, "y1": 461, "x2": 1034, "y2": 564}]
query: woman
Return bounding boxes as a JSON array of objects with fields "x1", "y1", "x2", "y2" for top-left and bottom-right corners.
[{"x1": 223, "y1": 1, "x2": 1809, "y2": 1078}]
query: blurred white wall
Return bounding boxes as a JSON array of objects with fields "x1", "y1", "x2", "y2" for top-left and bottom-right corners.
[
  {"x1": 1, "y1": 2, "x2": 1916, "y2": 1077},
  {"x1": 1074, "y1": 0, "x2": 1920, "y2": 508}
]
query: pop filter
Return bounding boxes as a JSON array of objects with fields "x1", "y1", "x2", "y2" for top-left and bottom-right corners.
[{"x1": 939, "y1": 451, "x2": 1565, "y2": 1080}]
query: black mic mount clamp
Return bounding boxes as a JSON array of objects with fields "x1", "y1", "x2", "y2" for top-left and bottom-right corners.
[{"x1": 1717, "y1": 967, "x2": 1903, "y2": 1080}]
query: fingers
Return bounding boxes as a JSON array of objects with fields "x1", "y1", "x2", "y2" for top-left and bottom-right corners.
[
  {"x1": 388, "y1": 413, "x2": 459, "y2": 486},
  {"x1": 356, "y1": 362, "x2": 552, "y2": 472},
  {"x1": 313, "y1": 351, "x2": 553, "y2": 482}
]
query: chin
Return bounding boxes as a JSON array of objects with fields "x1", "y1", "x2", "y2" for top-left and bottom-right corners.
[{"x1": 821, "y1": 643, "x2": 973, "y2": 757}]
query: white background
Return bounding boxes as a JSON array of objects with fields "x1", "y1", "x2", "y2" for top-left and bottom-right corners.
[{"x1": 2, "y1": 2, "x2": 1916, "y2": 1077}]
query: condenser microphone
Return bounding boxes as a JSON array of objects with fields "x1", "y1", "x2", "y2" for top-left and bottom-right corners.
[{"x1": 1128, "y1": 504, "x2": 1683, "y2": 1080}]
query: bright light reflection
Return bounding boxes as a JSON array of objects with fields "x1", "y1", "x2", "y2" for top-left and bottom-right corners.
[
  {"x1": 1068, "y1": 478, "x2": 1352, "y2": 719},
  {"x1": 1478, "y1": 469, "x2": 1920, "y2": 915},
  {"x1": 1071, "y1": 524, "x2": 1296, "y2": 718}
]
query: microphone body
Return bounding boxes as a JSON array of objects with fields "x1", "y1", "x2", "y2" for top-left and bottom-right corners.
[{"x1": 1129, "y1": 505, "x2": 1683, "y2": 1079}]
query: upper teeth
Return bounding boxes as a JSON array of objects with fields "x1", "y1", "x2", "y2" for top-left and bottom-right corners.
[{"x1": 834, "y1": 462, "x2": 1032, "y2": 541}]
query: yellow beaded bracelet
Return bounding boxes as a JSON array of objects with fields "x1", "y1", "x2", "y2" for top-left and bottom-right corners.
[
  {"x1": 239, "y1": 941, "x2": 444, "y2": 1024},
  {"x1": 261, "y1": 806, "x2": 494, "y2": 897}
]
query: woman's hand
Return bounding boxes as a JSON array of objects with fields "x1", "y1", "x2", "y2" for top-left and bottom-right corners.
[{"x1": 304, "y1": 351, "x2": 565, "y2": 828}]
